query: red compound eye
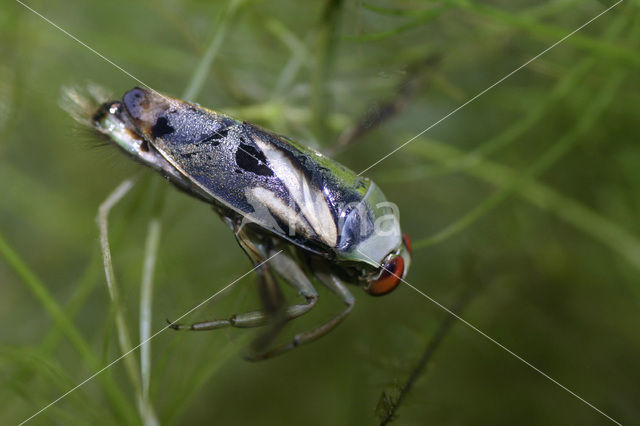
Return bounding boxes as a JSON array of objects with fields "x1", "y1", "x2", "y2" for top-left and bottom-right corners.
[
  {"x1": 368, "y1": 256, "x2": 405, "y2": 296},
  {"x1": 403, "y1": 233, "x2": 412, "y2": 254}
]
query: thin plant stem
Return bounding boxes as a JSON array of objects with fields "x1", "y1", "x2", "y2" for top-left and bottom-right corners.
[
  {"x1": 39, "y1": 253, "x2": 101, "y2": 353},
  {"x1": 96, "y1": 178, "x2": 149, "y2": 421},
  {"x1": 312, "y1": 0, "x2": 344, "y2": 142},
  {"x1": 137, "y1": 176, "x2": 165, "y2": 426},
  {"x1": 181, "y1": 0, "x2": 245, "y2": 101},
  {"x1": 418, "y1": 11, "x2": 628, "y2": 178},
  {"x1": 139, "y1": 217, "x2": 162, "y2": 426},
  {"x1": 411, "y1": 14, "x2": 635, "y2": 250},
  {"x1": 451, "y1": 0, "x2": 640, "y2": 68},
  {"x1": 347, "y1": 3, "x2": 452, "y2": 42},
  {"x1": 0, "y1": 230, "x2": 137, "y2": 423},
  {"x1": 163, "y1": 334, "x2": 253, "y2": 425},
  {"x1": 525, "y1": 0, "x2": 582, "y2": 20},
  {"x1": 413, "y1": 67, "x2": 628, "y2": 250},
  {"x1": 1, "y1": 174, "x2": 158, "y2": 419},
  {"x1": 134, "y1": 3, "x2": 247, "y2": 422},
  {"x1": 408, "y1": 138, "x2": 640, "y2": 274},
  {"x1": 266, "y1": 18, "x2": 313, "y2": 101},
  {"x1": 378, "y1": 12, "x2": 636, "y2": 266}
]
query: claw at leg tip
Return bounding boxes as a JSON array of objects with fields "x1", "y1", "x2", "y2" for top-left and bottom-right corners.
[{"x1": 166, "y1": 318, "x2": 179, "y2": 330}]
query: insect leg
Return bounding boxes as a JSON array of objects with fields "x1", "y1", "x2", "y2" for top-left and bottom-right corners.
[
  {"x1": 246, "y1": 250, "x2": 320, "y2": 356},
  {"x1": 247, "y1": 269, "x2": 354, "y2": 361},
  {"x1": 315, "y1": 270, "x2": 355, "y2": 328},
  {"x1": 167, "y1": 261, "x2": 318, "y2": 331},
  {"x1": 169, "y1": 225, "x2": 318, "y2": 333},
  {"x1": 231, "y1": 219, "x2": 318, "y2": 321},
  {"x1": 268, "y1": 250, "x2": 319, "y2": 310},
  {"x1": 168, "y1": 308, "x2": 309, "y2": 330}
]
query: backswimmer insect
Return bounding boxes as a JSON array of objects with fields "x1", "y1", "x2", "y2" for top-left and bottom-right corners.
[{"x1": 65, "y1": 86, "x2": 411, "y2": 360}]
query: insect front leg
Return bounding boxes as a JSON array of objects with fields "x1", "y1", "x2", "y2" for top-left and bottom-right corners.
[
  {"x1": 232, "y1": 224, "x2": 320, "y2": 352},
  {"x1": 314, "y1": 270, "x2": 355, "y2": 330},
  {"x1": 169, "y1": 229, "x2": 318, "y2": 337},
  {"x1": 247, "y1": 266, "x2": 354, "y2": 361},
  {"x1": 245, "y1": 248, "x2": 321, "y2": 358}
]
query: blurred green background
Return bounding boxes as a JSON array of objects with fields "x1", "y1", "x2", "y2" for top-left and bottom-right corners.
[{"x1": 1, "y1": 0, "x2": 639, "y2": 424}]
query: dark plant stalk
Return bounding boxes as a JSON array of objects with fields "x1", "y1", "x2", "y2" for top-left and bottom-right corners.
[
  {"x1": 379, "y1": 285, "x2": 478, "y2": 425},
  {"x1": 329, "y1": 54, "x2": 440, "y2": 156}
]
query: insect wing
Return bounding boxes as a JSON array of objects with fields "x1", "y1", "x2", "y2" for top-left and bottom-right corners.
[{"x1": 123, "y1": 88, "x2": 368, "y2": 255}]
